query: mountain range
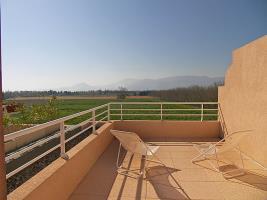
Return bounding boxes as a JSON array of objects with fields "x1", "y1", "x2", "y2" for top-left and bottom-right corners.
[{"x1": 57, "y1": 75, "x2": 224, "y2": 91}]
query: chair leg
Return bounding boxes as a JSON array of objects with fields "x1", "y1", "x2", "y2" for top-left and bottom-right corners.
[
  {"x1": 238, "y1": 145, "x2": 245, "y2": 171},
  {"x1": 191, "y1": 146, "x2": 221, "y2": 172},
  {"x1": 116, "y1": 143, "x2": 122, "y2": 168},
  {"x1": 140, "y1": 154, "x2": 147, "y2": 177},
  {"x1": 116, "y1": 143, "x2": 145, "y2": 179},
  {"x1": 191, "y1": 146, "x2": 209, "y2": 163},
  {"x1": 191, "y1": 153, "x2": 206, "y2": 163}
]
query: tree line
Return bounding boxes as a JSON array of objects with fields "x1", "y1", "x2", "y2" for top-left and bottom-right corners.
[
  {"x1": 3, "y1": 83, "x2": 222, "y2": 102},
  {"x1": 3, "y1": 90, "x2": 142, "y2": 99},
  {"x1": 151, "y1": 84, "x2": 221, "y2": 102}
]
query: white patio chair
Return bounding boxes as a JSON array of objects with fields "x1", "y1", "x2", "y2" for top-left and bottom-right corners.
[
  {"x1": 191, "y1": 129, "x2": 254, "y2": 177},
  {"x1": 110, "y1": 129, "x2": 162, "y2": 178}
]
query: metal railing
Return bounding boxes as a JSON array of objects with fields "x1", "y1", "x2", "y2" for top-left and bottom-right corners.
[
  {"x1": 109, "y1": 102, "x2": 218, "y2": 121},
  {"x1": 4, "y1": 103, "x2": 109, "y2": 179},
  {"x1": 4, "y1": 101, "x2": 218, "y2": 179}
]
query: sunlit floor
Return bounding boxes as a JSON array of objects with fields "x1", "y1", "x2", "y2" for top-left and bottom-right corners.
[{"x1": 69, "y1": 140, "x2": 267, "y2": 200}]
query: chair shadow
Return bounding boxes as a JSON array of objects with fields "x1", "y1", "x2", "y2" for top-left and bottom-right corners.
[
  {"x1": 220, "y1": 165, "x2": 267, "y2": 191},
  {"x1": 145, "y1": 165, "x2": 191, "y2": 199},
  {"x1": 192, "y1": 157, "x2": 228, "y2": 172},
  {"x1": 193, "y1": 160, "x2": 267, "y2": 191}
]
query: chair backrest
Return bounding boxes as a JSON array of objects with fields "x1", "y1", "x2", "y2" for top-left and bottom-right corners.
[
  {"x1": 219, "y1": 129, "x2": 253, "y2": 153},
  {"x1": 110, "y1": 130, "x2": 147, "y2": 155}
]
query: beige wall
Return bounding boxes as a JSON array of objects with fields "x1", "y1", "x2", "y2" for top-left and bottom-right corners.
[
  {"x1": 7, "y1": 122, "x2": 114, "y2": 200},
  {"x1": 114, "y1": 120, "x2": 221, "y2": 141},
  {"x1": 219, "y1": 35, "x2": 267, "y2": 166}
]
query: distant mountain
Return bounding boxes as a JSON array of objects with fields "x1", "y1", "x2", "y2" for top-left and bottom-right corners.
[
  {"x1": 105, "y1": 76, "x2": 224, "y2": 90},
  {"x1": 57, "y1": 83, "x2": 96, "y2": 91},
  {"x1": 56, "y1": 76, "x2": 224, "y2": 91}
]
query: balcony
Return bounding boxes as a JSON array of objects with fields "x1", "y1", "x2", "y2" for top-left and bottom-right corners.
[
  {"x1": 4, "y1": 102, "x2": 267, "y2": 200},
  {"x1": 70, "y1": 139, "x2": 266, "y2": 200}
]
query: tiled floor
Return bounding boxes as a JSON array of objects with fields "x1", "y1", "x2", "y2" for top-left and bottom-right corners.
[{"x1": 69, "y1": 140, "x2": 267, "y2": 200}]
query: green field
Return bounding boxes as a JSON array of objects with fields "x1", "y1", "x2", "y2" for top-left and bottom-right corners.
[
  {"x1": 56, "y1": 98, "x2": 161, "y2": 124},
  {"x1": 7, "y1": 97, "x2": 218, "y2": 126}
]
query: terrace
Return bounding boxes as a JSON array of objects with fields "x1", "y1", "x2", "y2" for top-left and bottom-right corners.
[{"x1": 2, "y1": 36, "x2": 267, "y2": 200}]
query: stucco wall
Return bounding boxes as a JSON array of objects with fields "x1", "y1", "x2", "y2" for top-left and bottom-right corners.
[
  {"x1": 218, "y1": 35, "x2": 267, "y2": 166},
  {"x1": 7, "y1": 122, "x2": 114, "y2": 200},
  {"x1": 114, "y1": 120, "x2": 221, "y2": 141}
]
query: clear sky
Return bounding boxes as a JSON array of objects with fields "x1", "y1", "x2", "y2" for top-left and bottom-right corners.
[{"x1": 1, "y1": 0, "x2": 267, "y2": 91}]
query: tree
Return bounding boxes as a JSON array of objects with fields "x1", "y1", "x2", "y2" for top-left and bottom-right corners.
[{"x1": 117, "y1": 86, "x2": 128, "y2": 100}]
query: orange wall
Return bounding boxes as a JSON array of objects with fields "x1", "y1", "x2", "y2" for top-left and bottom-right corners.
[
  {"x1": 114, "y1": 120, "x2": 221, "y2": 140},
  {"x1": 219, "y1": 35, "x2": 267, "y2": 166},
  {"x1": 7, "y1": 122, "x2": 114, "y2": 200}
]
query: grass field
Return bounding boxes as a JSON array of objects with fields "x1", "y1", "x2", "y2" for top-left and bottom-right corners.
[
  {"x1": 6, "y1": 97, "x2": 218, "y2": 125},
  {"x1": 56, "y1": 98, "x2": 161, "y2": 124}
]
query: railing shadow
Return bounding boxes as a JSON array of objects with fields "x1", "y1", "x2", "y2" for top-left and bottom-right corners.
[{"x1": 116, "y1": 154, "x2": 134, "y2": 199}]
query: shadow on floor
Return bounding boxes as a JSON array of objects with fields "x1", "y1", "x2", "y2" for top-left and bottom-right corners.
[
  {"x1": 222, "y1": 166, "x2": 267, "y2": 191},
  {"x1": 146, "y1": 165, "x2": 191, "y2": 199},
  {"x1": 71, "y1": 140, "x2": 192, "y2": 199}
]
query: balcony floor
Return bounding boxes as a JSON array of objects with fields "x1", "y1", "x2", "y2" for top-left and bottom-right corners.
[{"x1": 69, "y1": 139, "x2": 267, "y2": 200}]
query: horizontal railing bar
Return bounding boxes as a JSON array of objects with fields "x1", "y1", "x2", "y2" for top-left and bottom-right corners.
[
  {"x1": 65, "y1": 125, "x2": 93, "y2": 143},
  {"x1": 6, "y1": 144, "x2": 61, "y2": 179},
  {"x1": 4, "y1": 103, "x2": 109, "y2": 142},
  {"x1": 65, "y1": 117, "x2": 93, "y2": 133},
  {"x1": 95, "y1": 110, "x2": 108, "y2": 119},
  {"x1": 110, "y1": 102, "x2": 218, "y2": 105},
  {"x1": 110, "y1": 113, "x2": 218, "y2": 116},
  {"x1": 110, "y1": 108, "x2": 161, "y2": 111},
  {"x1": 111, "y1": 114, "x2": 160, "y2": 116},
  {"x1": 110, "y1": 108, "x2": 218, "y2": 111},
  {"x1": 5, "y1": 133, "x2": 60, "y2": 163},
  {"x1": 162, "y1": 114, "x2": 218, "y2": 116}
]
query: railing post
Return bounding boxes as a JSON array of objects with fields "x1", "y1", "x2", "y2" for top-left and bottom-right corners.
[
  {"x1": 120, "y1": 104, "x2": 123, "y2": 120},
  {"x1": 108, "y1": 103, "x2": 110, "y2": 122},
  {"x1": 217, "y1": 103, "x2": 220, "y2": 121},
  {"x1": 60, "y1": 121, "x2": 67, "y2": 159},
  {"x1": 201, "y1": 104, "x2": 204, "y2": 121},
  {"x1": 160, "y1": 103, "x2": 163, "y2": 120},
  {"x1": 92, "y1": 109, "x2": 96, "y2": 133}
]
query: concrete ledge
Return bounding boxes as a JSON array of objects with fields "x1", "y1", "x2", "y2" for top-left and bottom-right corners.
[
  {"x1": 7, "y1": 122, "x2": 114, "y2": 200},
  {"x1": 113, "y1": 120, "x2": 221, "y2": 140}
]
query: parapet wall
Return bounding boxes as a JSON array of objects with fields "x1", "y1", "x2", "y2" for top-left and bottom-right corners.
[
  {"x1": 7, "y1": 123, "x2": 114, "y2": 200},
  {"x1": 219, "y1": 35, "x2": 267, "y2": 166},
  {"x1": 114, "y1": 120, "x2": 221, "y2": 141}
]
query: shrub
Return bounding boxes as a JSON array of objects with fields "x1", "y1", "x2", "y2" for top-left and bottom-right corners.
[{"x1": 14, "y1": 98, "x2": 59, "y2": 125}]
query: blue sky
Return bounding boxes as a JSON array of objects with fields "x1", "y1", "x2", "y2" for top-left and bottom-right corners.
[{"x1": 2, "y1": 0, "x2": 267, "y2": 91}]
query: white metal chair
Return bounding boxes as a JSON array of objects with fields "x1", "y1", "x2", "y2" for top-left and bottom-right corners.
[
  {"x1": 191, "y1": 129, "x2": 254, "y2": 177},
  {"x1": 110, "y1": 129, "x2": 161, "y2": 178}
]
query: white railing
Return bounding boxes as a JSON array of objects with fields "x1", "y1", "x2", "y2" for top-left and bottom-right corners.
[
  {"x1": 5, "y1": 103, "x2": 109, "y2": 179},
  {"x1": 109, "y1": 102, "x2": 218, "y2": 121},
  {"x1": 5, "y1": 101, "x2": 218, "y2": 179}
]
